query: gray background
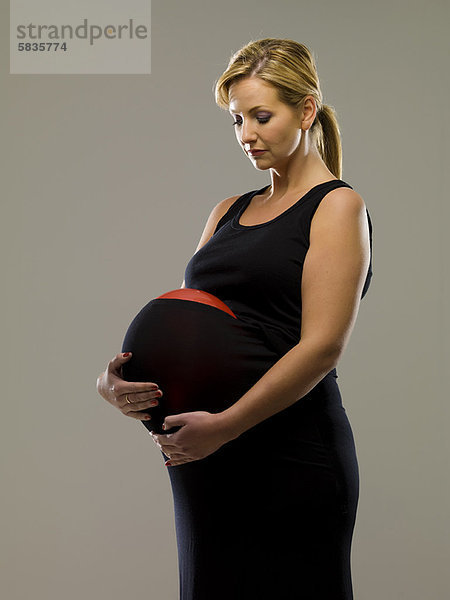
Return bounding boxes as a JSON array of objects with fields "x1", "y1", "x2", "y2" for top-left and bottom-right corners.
[{"x1": 1, "y1": 1, "x2": 449, "y2": 598}]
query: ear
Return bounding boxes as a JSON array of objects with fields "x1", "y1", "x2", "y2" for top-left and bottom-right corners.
[{"x1": 300, "y1": 95, "x2": 318, "y2": 130}]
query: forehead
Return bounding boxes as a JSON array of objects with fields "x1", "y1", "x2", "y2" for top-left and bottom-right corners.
[
  {"x1": 228, "y1": 77, "x2": 278, "y2": 113},
  {"x1": 228, "y1": 104, "x2": 270, "y2": 115}
]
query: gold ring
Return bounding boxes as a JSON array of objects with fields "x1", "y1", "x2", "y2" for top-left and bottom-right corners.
[{"x1": 125, "y1": 394, "x2": 132, "y2": 404}]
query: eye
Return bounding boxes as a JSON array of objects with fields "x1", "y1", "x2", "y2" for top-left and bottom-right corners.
[{"x1": 231, "y1": 116, "x2": 271, "y2": 127}]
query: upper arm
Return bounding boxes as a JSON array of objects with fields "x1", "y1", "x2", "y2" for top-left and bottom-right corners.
[
  {"x1": 180, "y1": 193, "x2": 241, "y2": 289},
  {"x1": 299, "y1": 187, "x2": 371, "y2": 360}
]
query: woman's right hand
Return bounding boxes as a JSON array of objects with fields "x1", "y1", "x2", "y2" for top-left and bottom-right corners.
[{"x1": 96, "y1": 352, "x2": 163, "y2": 421}]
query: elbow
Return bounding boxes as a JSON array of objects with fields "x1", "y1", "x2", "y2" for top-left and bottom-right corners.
[
  {"x1": 299, "y1": 337, "x2": 343, "y2": 371},
  {"x1": 321, "y1": 344, "x2": 342, "y2": 371}
]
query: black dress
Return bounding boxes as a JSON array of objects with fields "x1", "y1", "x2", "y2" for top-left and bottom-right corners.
[{"x1": 166, "y1": 179, "x2": 373, "y2": 599}]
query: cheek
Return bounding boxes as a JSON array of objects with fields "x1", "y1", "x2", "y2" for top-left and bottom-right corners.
[
  {"x1": 281, "y1": 129, "x2": 302, "y2": 154},
  {"x1": 269, "y1": 132, "x2": 297, "y2": 154},
  {"x1": 267, "y1": 123, "x2": 299, "y2": 149},
  {"x1": 264, "y1": 129, "x2": 283, "y2": 149}
]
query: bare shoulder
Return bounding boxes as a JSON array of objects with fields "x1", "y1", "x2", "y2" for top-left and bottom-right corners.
[
  {"x1": 192, "y1": 193, "x2": 242, "y2": 254},
  {"x1": 213, "y1": 193, "x2": 242, "y2": 218},
  {"x1": 308, "y1": 185, "x2": 370, "y2": 275},
  {"x1": 206, "y1": 193, "x2": 242, "y2": 233},
  {"x1": 311, "y1": 186, "x2": 367, "y2": 235},
  {"x1": 313, "y1": 186, "x2": 366, "y2": 219}
]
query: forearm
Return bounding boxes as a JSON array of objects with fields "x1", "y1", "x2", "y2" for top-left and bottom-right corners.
[{"x1": 218, "y1": 340, "x2": 340, "y2": 440}]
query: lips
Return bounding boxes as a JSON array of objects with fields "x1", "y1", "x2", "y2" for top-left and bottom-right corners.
[{"x1": 248, "y1": 149, "x2": 266, "y2": 155}]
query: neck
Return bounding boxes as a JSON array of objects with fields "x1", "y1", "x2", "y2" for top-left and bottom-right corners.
[{"x1": 266, "y1": 140, "x2": 335, "y2": 200}]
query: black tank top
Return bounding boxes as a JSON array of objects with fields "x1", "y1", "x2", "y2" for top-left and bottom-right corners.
[{"x1": 184, "y1": 179, "x2": 373, "y2": 359}]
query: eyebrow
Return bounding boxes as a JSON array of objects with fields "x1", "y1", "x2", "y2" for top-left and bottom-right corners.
[{"x1": 228, "y1": 105, "x2": 269, "y2": 115}]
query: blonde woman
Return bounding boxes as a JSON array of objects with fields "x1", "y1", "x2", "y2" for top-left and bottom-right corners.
[{"x1": 97, "y1": 38, "x2": 373, "y2": 599}]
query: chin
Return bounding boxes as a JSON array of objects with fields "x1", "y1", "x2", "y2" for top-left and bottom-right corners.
[{"x1": 250, "y1": 159, "x2": 270, "y2": 170}]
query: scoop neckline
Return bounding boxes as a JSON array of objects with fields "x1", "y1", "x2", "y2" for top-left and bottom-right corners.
[{"x1": 231, "y1": 178, "x2": 344, "y2": 230}]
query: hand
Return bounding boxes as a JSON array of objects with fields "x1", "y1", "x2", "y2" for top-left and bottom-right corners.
[
  {"x1": 96, "y1": 352, "x2": 163, "y2": 422},
  {"x1": 151, "y1": 411, "x2": 232, "y2": 467}
]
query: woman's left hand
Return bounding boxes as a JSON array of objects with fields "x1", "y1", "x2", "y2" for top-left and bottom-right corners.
[{"x1": 151, "y1": 411, "x2": 232, "y2": 466}]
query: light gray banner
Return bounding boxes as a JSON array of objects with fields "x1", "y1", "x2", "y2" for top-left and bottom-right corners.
[{"x1": 10, "y1": 0, "x2": 151, "y2": 74}]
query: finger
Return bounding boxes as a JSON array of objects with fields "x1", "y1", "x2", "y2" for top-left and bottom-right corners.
[
  {"x1": 111, "y1": 382, "x2": 162, "y2": 402},
  {"x1": 128, "y1": 387, "x2": 163, "y2": 406},
  {"x1": 107, "y1": 352, "x2": 159, "y2": 383},
  {"x1": 153, "y1": 438, "x2": 179, "y2": 452},
  {"x1": 107, "y1": 352, "x2": 132, "y2": 374},
  {"x1": 166, "y1": 458, "x2": 189, "y2": 467},
  {"x1": 119, "y1": 399, "x2": 153, "y2": 420},
  {"x1": 130, "y1": 382, "x2": 162, "y2": 394},
  {"x1": 166, "y1": 450, "x2": 189, "y2": 460},
  {"x1": 123, "y1": 411, "x2": 153, "y2": 421},
  {"x1": 151, "y1": 434, "x2": 164, "y2": 450},
  {"x1": 162, "y1": 451, "x2": 185, "y2": 463},
  {"x1": 117, "y1": 392, "x2": 162, "y2": 412},
  {"x1": 125, "y1": 401, "x2": 159, "y2": 415},
  {"x1": 151, "y1": 436, "x2": 180, "y2": 456},
  {"x1": 108, "y1": 354, "x2": 162, "y2": 390}
]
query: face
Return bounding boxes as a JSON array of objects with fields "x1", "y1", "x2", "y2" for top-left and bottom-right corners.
[{"x1": 228, "y1": 76, "x2": 311, "y2": 170}]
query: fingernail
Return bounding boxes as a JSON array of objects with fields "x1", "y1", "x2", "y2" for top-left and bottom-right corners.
[
  {"x1": 165, "y1": 461, "x2": 171, "y2": 466},
  {"x1": 123, "y1": 352, "x2": 131, "y2": 357},
  {"x1": 150, "y1": 400, "x2": 158, "y2": 407}
]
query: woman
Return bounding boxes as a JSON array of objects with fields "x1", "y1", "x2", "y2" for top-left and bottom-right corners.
[{"x1": 97, "y1": 38, "x2": 373, "y2": 599}]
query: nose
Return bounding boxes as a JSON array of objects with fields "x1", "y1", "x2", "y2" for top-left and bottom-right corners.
[{"x1": 239, "y1": 120, "x2": 257, "y2": 146}]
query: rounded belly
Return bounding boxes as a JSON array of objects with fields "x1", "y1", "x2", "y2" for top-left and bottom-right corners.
[{"x1": 121, "y1": 289, "x2": 278, "y2": 434}]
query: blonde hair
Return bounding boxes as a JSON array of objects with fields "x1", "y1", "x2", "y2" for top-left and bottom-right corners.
[{"x1": 214, "y1": 38, "x2": 343, "y2": 179}]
